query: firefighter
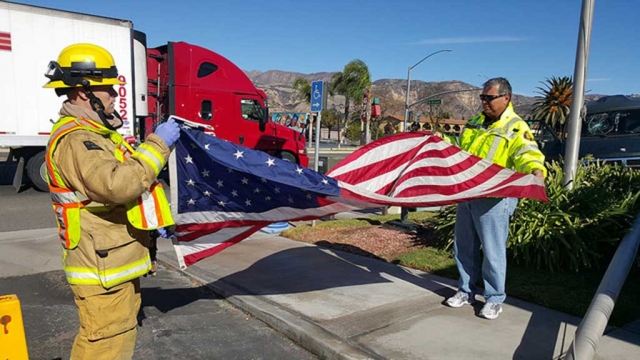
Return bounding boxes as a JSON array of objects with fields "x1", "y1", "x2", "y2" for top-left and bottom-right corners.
[{"x1": 43, "y1": 43, "x2": 180, "y2": 359}]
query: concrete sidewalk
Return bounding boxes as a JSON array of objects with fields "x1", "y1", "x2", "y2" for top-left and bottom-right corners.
[{"x1": 157, "y1": 232, "x2": 640, "y2": 360}]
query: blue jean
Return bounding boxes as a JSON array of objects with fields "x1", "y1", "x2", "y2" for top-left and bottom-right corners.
[{"x1": 453, "y1": 197, "x2": 518, "y2": 304}]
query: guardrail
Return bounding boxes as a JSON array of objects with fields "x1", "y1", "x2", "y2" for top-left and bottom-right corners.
[{"x1": 565, "y1": 214, "x2": 640, "y2": 360}]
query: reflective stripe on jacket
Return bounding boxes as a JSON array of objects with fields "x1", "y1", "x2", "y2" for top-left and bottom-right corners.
[{"x1": 459, "y1": 103, "x2": 547, "y2": 177}]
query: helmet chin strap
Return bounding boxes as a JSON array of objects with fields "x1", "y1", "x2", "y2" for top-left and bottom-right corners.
[{"x1": 81, "y1": 80, "x2": 122, "y2": 131}]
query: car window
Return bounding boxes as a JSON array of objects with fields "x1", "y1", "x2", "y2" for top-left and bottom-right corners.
[
  {"x1": 622, "y1": 109, "x2": 640, "y2": 133},
  {"x1": 583, "y1": 109, "x2": 640, "y2": 136},
  {"x1": 240, "y1": 99, "x2": 264, "y2": 121}
]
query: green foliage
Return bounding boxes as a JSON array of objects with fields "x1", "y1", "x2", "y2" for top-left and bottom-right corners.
[
  {"x1": 438, "y1": 111, "x2": 452, "y2": 120},
  {"x1": 345, "y1": 121, "x2": 362, "y2": 142},
  {"x1": 432, "y1": 158, "x2": 640, "y2": 272},
  {"x1": 320, "y1": 109, "x2": 339, "y2": 133},
  {"x1": 371, "y1": 123, "x2": 385, "y2": 140},
  {"x1": 330, "y1": 59, "x2": 372, "y2": 126},
  {"x1": 292, "y1": 77, "x2": 311, "y2": 104},
  {"x1": 531, "y1": 76, "x2": 573, "y2": 135},
  {"x1": 396, "y1": 248, "x2": 458, "y2": 277}
]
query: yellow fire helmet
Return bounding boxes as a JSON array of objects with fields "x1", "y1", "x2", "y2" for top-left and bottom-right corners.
[{"x1": 43, "y1": 43, "x2": 125, "y2": 89}]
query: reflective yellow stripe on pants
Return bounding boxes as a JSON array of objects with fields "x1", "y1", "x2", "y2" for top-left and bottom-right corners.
[{"x1": 64, "y1": 254, "x2": 152, "y2": 288}]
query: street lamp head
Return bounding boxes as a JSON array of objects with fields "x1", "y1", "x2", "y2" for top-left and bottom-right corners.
[
  {"x1": 404, "y1": 49, "x2": 452, "y2": 131},
  {"x1": 410, "y1": 49, "x2": 453, "y2": 70}
]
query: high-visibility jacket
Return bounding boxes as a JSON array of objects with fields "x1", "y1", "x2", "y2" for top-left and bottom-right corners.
[
  {"x1": 452, "y1": 103, "x2": 547, "y2": 177},
  {"x1": 46, "y1": 116, "x2": 174, "y2": 288}
]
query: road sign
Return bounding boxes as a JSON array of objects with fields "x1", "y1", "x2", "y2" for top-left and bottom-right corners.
[
  {"x1": 311, "y1": 81, "x2": 325, "y2": 112},
  {"x1": 427, "y1": 99, "x2": 442, "y2": 105}
]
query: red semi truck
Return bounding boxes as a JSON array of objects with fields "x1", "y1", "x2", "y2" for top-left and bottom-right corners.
[
  {"x1": 145, "y1": 40, "x2": 308, "y2": 164},
  {"x1": 0, "y1": 1, "x2": 308, "y2": 192}
]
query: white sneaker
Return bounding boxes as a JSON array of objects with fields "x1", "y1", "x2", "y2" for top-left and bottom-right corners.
[
  {"x1": 479, "y1": 303, "x2": 503, "y2": 320},
  {"x1": 445, "y1": 291, "x2": 475, "y2": 308}
]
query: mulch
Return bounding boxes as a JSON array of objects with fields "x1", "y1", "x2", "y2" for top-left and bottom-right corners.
[{"x1": 287, "y1": 223, "x2": 439, "y2": 262}]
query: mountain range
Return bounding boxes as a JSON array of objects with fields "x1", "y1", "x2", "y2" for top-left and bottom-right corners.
[{"x1": 245, "y1": 70, "x2": 616, "y2": 120}]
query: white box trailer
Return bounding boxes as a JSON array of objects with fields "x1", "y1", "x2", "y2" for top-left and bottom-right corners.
[{"x1": 0, "y1": 1, "x2": 148, "y2": 191}]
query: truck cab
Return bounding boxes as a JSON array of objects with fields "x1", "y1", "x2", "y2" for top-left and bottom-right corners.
[
  {"x1": 145, "y1": 41, "x2": 309, "y2": 166},
  {"x1": 528, "y1": 95, "x2": 640, "y2": 167}
]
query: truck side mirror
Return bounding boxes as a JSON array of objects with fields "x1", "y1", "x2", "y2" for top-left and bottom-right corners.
[{"x1": 259, "y1": 104, "x2": 268, "y2": 132}]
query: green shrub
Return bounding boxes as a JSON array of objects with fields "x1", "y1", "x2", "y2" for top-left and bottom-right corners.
[
  {"x1": 431, "y1": 158, "x2": 640, "y2": 272},
  {"x1": 345, "y1": 121, "x2": 362, "y2": 142}
]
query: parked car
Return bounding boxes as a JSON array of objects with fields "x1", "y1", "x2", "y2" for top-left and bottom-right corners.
[{"x1": 528, "y1": 95, "x2": 640, "y2": 168}]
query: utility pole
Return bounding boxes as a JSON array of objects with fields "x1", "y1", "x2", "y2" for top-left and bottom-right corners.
[{"x1": 562, "y1": 0, "x2": 595, "y2": 190}]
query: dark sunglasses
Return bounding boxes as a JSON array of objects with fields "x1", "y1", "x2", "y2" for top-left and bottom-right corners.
[{"x1": 479, "y1": 94, "x2": 506, "y2": 102}]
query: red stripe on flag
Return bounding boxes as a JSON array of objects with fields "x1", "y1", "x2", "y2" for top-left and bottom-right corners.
[
  {"x1": 181, "y1": 225, "x2": 263, "y2": 267},
  {"x1": 0, "y1": 32, "x2": 11, "y2": 51}
]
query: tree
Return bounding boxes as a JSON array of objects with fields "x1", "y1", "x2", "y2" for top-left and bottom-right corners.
[
  {"x1": 531, "y1": 76, "x2": 573, "y2": 136},
  {"x1": 292, "y1": 77, "x2": 311, "y2": 104},
  {"x1": 345, "y1": 121, "x2": 361, "y2": 142},
  {"x1": 330, "y1": 59, "x2": 372, "y2": 145},
  {"x1": 320, "y1": 109, "x2": 339, "y2": 140},
  {"x1": 439, "y1": 111, "x2": 452, "y2": 119},
  {"x1": 375, "y1": 93, "x2": 404, "y2": 138}
]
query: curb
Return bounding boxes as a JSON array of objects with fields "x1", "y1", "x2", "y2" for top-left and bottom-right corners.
[{"x1": 157, "y1": 253, "x2": 383, "y2": 360}]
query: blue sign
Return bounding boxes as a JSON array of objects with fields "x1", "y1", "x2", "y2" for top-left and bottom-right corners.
[{"x1": 311, "y1": 81, "x2": 324, "y2": 112}]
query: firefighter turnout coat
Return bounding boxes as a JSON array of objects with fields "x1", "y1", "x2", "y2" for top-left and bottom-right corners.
[{"x1": 46, "y1": 103, "x2": 174, "y2": 289}]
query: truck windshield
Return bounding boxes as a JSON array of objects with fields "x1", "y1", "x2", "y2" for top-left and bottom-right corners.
[
  {"x1": 241, "y1": 99, "x2": 264, "y2": 121},
  {"x1": 583, "y1": 109, "x2": 640, "y2": 137}
]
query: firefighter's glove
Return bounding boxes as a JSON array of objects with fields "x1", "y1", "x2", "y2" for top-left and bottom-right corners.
[
  {"x1": 155, "y1": 119, "x2": 180, "y2": 148},
  {"x1": 157, "y1": 227, "x2": 169, "y2": 238},
  {"x1": 157, "y1": 227, "x2": 176, "y2": 240}
]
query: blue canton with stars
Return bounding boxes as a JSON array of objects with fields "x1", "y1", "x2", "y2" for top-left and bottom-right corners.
[{"x1": 175, "y1": 127, "x2": 341, "y2": 214}]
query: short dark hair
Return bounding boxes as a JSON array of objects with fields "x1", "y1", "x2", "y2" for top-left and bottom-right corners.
[{"x1": 483, "y1": 77, "x2": 512, "y2": 96}]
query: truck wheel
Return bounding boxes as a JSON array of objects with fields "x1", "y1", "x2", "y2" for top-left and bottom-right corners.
[
  {"x1": 278, "y1": 151, "x2": 297, "y2": 163},
  {"x1": 26, "y1": 151, "x2": 49, "y2": 192}
]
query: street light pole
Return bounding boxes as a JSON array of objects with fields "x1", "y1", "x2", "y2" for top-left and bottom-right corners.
[
  {"x1": 396, "y1": 49, "x2": 451, "y2": 227},
  {"x1": 403, "y1": 49, "x2": 452, "y2": 132}
]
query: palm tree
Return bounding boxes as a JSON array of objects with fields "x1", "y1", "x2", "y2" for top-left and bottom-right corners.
[
  {"x1": 330, "y1": 60, "x2": 372, "y2": 144},
  {"x1": 292, "y1": 77, "x2": 311, "y2": 104},
  {"x1": 531, "y1": 76, "x2": 573, "y2": 136}
]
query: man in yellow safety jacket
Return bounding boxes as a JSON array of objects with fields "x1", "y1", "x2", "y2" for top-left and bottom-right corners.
[
  {"x1": 44, "y1": 43, "x2": 180, "y2": 358},
  {"x1": 438, "y1": 77, "x2": 546, "y2": 320}
]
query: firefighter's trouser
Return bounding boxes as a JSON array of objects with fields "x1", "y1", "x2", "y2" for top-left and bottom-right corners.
[{"x1": 70, "y1": 278, "x2": 141, "y2": 360}]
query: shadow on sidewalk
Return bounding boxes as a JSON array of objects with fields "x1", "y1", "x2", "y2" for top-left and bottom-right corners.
[
  {"x1": 511, "y1": 303, "x2": 576, "y2": 360},
  {"x1": 208, "y1": 243, "x2": 455, "y2": 301}
]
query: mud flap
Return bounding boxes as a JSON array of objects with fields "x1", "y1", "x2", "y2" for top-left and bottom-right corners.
[{"x1": 12, "y1": 155, "x2": 24, "y2": 193}]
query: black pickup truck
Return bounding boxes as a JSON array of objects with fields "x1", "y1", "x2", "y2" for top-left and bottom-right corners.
[{"x1": 528, "y1": 95, "x2": 640, "y2": 167}]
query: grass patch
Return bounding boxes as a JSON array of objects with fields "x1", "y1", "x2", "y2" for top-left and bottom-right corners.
[
  {"x1": 396, "y1": 248, "x2": 640, "y2": 327},
  {"x1": 282, "y1": 211, "x2": 437, "y2": 238},
  {"x1": 395, "y1": 248, "x2": 458, "y2": 278}
]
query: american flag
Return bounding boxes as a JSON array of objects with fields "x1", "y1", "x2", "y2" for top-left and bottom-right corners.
[
  {"x1": 168, "y1": 123, "x2": 547, "y2": 268},
  {"x1": 0, "y1": 32, "x2": 11, "y2": 52}
]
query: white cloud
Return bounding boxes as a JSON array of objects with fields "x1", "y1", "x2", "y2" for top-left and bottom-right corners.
[
  {"x1": 413, "y1": 36, "x2": 527, "y2": 45},
  {"x1": 587, "y1": 77, "x2": 611, "y2": 82}
]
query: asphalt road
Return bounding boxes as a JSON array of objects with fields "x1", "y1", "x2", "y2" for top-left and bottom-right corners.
[
  {"x1": 0, "y1": 265, "x2": 316, "y2": 360},
  {"x1": 0, "y1": 186, "x2": 54, "y2": 231}
]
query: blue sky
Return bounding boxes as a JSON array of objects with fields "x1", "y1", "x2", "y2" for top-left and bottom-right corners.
[{"x1": 15, "y1": 0, "x2": 639, "y2": 96}]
